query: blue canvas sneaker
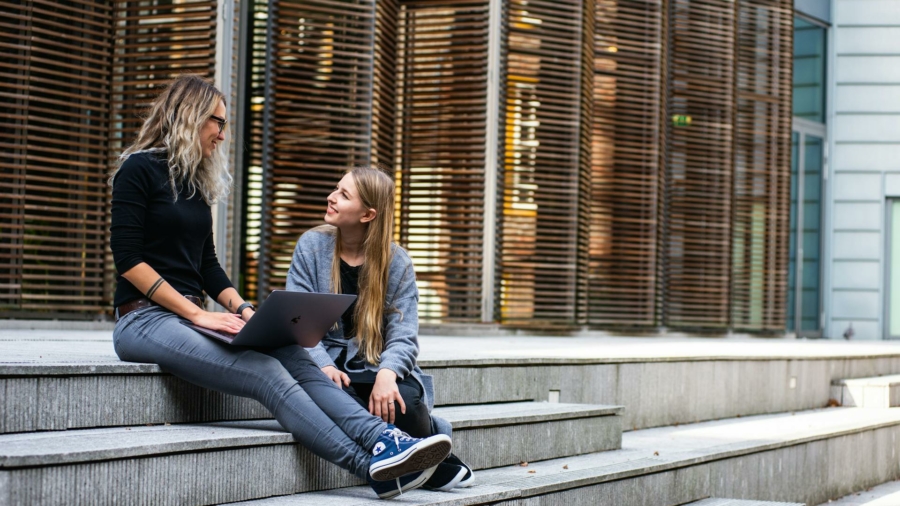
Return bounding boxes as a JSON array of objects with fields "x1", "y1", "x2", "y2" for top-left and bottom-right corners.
[
  {"x1": 368, "y1": 425, "x2": 451, "y2": 481},
  {"x1": 368, "y1": 465, "x2": 437, "y2": 499}
]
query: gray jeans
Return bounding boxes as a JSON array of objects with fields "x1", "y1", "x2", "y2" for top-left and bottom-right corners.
[{"x1": 112, "y1": 305, "x2": 386, "y2": 479}]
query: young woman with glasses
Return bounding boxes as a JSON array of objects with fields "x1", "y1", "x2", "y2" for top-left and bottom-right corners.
[{"x1": 108, "y1": 74, "x2": 451, "y2": 499}]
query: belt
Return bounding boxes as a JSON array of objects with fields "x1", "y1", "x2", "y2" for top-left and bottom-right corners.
[{"x1": 115, "y1": 295, "x2": 204, "y2": 321}]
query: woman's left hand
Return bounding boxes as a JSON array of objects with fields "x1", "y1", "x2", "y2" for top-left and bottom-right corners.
[
  {"x1": 369, "y1": 369, "x2": 406, "y2": 424},
  {"x1": 240, "y1": 308, "x2": 255, "y2": 322}
]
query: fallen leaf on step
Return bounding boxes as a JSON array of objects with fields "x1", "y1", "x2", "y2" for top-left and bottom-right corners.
[
  {"x1": 563, "y1": 465, "x2": 569, "y2": 470},
  {"x1": 528, "y1": 470, "x2": 536, "y2": 474},
  {"x1": 826, "y1": 398, "x2": 841, "y2": 408},
  {"x1": 519, "y1": 461, "x2": 529, "y2": 467},
  {"x1": 653, "y1": 451, "x2": 659, "y2": 456}
]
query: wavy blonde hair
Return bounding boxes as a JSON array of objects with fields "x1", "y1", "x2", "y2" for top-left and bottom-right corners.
[
  {"x1": 331, "y1": 166, "x2": 396, "y2": 365},
  {"x1": 110, "y1": 74, "x2": 232, "y2": 204}
]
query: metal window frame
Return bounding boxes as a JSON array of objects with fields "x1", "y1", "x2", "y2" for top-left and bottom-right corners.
[{"x1": 790, "y1": 117, "x2": 827, "y2": 338}]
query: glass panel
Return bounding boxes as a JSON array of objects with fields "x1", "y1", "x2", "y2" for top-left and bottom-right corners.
[
  {"x1": 890, "y1": 201, "x2": 900, "y2": 336},
  {"x1": 787, "y1": 132, "x2": 799, "y2": 331},
  {"x1": 793, "y1": 18, "x2": 826, "y2": 123},
  {"x1": 800, "y1": 135, "x2": 823, "y2": 331}
]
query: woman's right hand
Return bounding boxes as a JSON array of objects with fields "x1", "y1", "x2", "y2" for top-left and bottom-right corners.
[
  {"x1": 191, "y1": 310, "x2": 245, "y2": 335},
  {"x1": 321, "y1": 366, "x2": 351, "y2": 388}
]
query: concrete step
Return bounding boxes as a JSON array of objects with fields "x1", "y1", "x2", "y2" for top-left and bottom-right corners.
[
  {"x1": 225, "y1": 408, "x2": 900, "y2": 506},
  {"x1": 826, "y1": 478, "x2": 900, "y2": 505},
  {"x1": 8, "y1": 331, "x2": 900, "y2": 434},
  {"x1": 0, "y1": 402, "x2": 621, "y2": 506},
  {"x1": 831, "y1": 375, "x2": 900, "y2": 408},
  {"x1": 7, "y1": 334, "x2": 900, "y2": 433},
  {"x1": 688, "y1": 500, "x2": 804, "y2": 506}
]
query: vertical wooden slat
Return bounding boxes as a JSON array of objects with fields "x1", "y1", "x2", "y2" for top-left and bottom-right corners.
[
  {"x1": 395, "y1": 0, "x2": 492, "y2": 323},
  {"x1": 576, "y1": 0, "x2": 596, "y2": 325},
  {"x1": 662, "y1": 0, "x2": 736, "y2": 329},
  {"x1": 0, "y1": 0, "x2": 113, "y2": 316},
  {"x1": 498, "y1": 0, "x2": 588, "y2": 326},
  {"x1": 589, "y1": 0, "x2": 664, "y2": 326},
  {"x1": 731, "y1": 0, "x2": 792, "y2": 330}
]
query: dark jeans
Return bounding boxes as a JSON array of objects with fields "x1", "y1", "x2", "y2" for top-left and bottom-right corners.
[
  {"x1": 112, "y1": 306, "x2": 386, "y2": 479},
  {"x1": 342, "y1": 375, "x2": 433, "y2": 438}
]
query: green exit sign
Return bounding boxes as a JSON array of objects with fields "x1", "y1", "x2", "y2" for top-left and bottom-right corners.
[{"x1": 671, "y1": 115, "x2": 692, "y2": 127}]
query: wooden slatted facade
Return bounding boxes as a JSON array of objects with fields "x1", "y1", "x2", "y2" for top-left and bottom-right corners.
[
  {"x1": 662, "y1": 0, "x2": 737, "y2": 328},
  {"x1": 588, "y1": 0, "x2": 664, "y2": 326},
  {"x1": 5, "y1": 0, "x2": 795, "y2": 333},
  {"x1": 499, "y1": 0, "x2": 590, "y2": 326},
  {"x1": 731, "y1": 0, "x2": 792, "y2": 330},
  {"x1": 1, "y1": 1, "x2": 112, "y2": 317},
  {"x1": 395, "y1": 0, "x2": 494, "y2": 322},
  {"x1": 256, "y1": 0, "x2": 388, "y2": 296}
]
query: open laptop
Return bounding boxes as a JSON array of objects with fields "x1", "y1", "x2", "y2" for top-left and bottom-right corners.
[{"x1": 183, "y1": 290, "x2": 356, "y2": 347}]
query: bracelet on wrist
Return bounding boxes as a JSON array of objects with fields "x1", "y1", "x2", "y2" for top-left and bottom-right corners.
[{"x1": 236, "y1": 301, "x2": 255, "y2": 315}]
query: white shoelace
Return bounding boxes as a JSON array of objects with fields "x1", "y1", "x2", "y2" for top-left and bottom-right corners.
[{"x1": 385, "y1": 427, "x2": 415, "y2": 450}]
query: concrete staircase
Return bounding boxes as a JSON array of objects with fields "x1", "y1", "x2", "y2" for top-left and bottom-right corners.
[
  {"x1": 3, "y1": 333, "x2": 900, "y2": 505},
  {"x1": 831, "y1": 375, "x2": 900, "y2": 408}
]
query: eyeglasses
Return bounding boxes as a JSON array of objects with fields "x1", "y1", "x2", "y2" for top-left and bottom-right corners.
[{"x1": 210, "y1": 114, "x2": 227, "y2": 134}]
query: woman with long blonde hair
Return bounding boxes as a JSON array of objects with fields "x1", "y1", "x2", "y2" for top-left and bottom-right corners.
[
  {"x1": 109, "y1": 75, "x2": 451, "y2": 500},
  {"x1": 286, "y1": 166, "x2": 474, "y2": 493}
]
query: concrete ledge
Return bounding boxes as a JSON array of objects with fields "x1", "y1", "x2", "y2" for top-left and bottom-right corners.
[
  {"x1": 5, "y1": 336, "x2": 900, "y2": 433},
  {"x1": 688, "y1": 500, "x2": 804, "y2": 506},
  {"x1": 227, "y1": 408, "x2": 900, "y2": 506},
  {"x1": 831, "y1": 375, "x2": 900, "y2": 408}
]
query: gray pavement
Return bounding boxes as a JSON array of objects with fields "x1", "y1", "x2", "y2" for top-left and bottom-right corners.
[{"x1": 5, "y1": 329, "x2": 900, "y2": 372}]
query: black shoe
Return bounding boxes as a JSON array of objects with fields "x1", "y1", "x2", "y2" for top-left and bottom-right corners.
[
  {"x1": 368, "y1": 465, "x2": 437, "y2": 499},
  {"x1": 423, "y1": 462, "x2": 467, "y2": 491},
  {"x1": 444, "y1": 453, "x2": 474, "y2": 488}
]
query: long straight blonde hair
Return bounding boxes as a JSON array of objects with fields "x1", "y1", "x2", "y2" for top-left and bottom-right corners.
[
  {"x1": 109, "y1": 74, "x2": 232, "y2": 204},
  {"x1": 330, "y1": 166, "x2": 396, "y2": 365}
]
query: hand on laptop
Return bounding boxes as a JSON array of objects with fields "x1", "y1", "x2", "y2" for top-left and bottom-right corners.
[
  {"x1": 192, "y1": 311, "x2": 245, "y2": 334},
  {"x1": 321, "y1": 366, "x2": 350, "y2": 388}
]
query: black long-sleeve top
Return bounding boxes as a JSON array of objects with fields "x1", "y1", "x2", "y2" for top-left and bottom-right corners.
[{"x1": 110, "y1": 150, "x2": 233, "y2": 308}]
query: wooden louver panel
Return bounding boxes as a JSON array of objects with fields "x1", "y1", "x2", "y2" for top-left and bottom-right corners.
[
  {"x1": 111, "y1": 1, "x2": 218, "y2": 147},
  {"x1": 373, "y1": 0, "x2": 399, "y2": 168},
  {"x1": 260, "y1": 0, "x2": 382, "y2": 295},
  {"x1": 239, "y1": 0, "x2": 271, "y2": 304},
  {"x1": 662, "y1": 0, "x2": 736, "y2": 328},
  {"x1": 499, "y1": 0, "x2": 588, "y2": 326},
  {"x1": 395, "y1": 0, "x2": 492, "y2": 323},
  {"x1": 0, "y1": 1, "x2": 113, "y2": 315},
  {"x1": 731, "y1": 0, "x2": 792, "y2": 330},
  {"x1": 589, "y1": 0, "x2": 664, "y2": 326}
]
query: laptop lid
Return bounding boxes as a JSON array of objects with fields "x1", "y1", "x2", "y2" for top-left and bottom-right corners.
[{"x1": 186, "y1": 291, "x2": 356, "y2": 348}]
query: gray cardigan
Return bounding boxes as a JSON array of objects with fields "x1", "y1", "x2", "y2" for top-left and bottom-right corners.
[{"x1": 285, "y1": 225, "x2": 451, "y2": 436}]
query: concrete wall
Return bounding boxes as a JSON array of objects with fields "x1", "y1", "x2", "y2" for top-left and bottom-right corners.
[{"x1": 828, "y1": 0, "x2": 900, "y2": 339}]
